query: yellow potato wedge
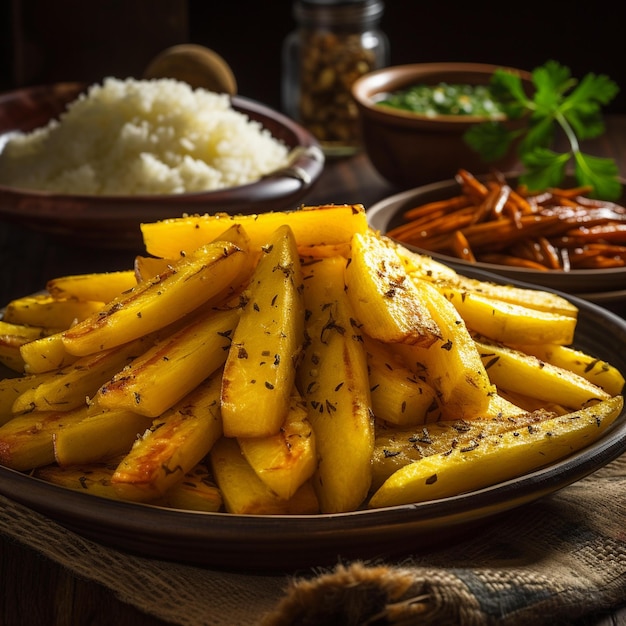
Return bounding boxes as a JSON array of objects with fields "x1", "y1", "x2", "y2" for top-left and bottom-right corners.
[
  {"x1": 141, "y1": 204, "x2": 368, "y2": 260},
  {"x1": 512, "y1": 343, "x2": 625, "y2": 397},
  {"x1": 35, "y1": 460, "x2": 125, "y2": 500},
  {"x1": 0, "y1": 405, "x2": 93, "y2": 470},
  {"x1": 393, "y1": 281, "x2": 496, "y2": 420},
  {"x1": 483, "y1": 390, "x2": 528, "y2": 418},
  {"x1": 111, "y1": 372, "x2": 224, "y2": 502},
  {"x1": 133, "y1": 255, "x2": 176, "y2": 282},
  {"x1": 435, "y1": 284, "x2": 577, "y2": 345},
  {"x1": 35, "y1": 460, "x2": 223, "y2": 512},
  {"x1": 19, "y1": 331, "x2": 79, "y2": 374},
  {"x1": 368, "y1": 395, "x2": 623, "y2": 508},
  {"x1": 12, "y1": 335, "x2": 154, "y2": 414},
  {"x1": 210, "y1": 436, "x2": 319, "y2": 515},
  {"x1": 364, "y1": 334, "x2": 439, "y2": 426},
  {"x1": 3, "y1": 294, "x2": 105, "y2": 328},
  {"x1": 62, "y1": 234, "x2": 250, "y2": 357},
  {"x1": 0, "y1": 371, "x2": 58, "y2": 424},
  {"x1": 96, "y1": 308, "x2": 239, "y2": 418},
  {"x1": 432, "y1": 274, "x2": 578, "y2": 318},
  {"x1": 238, "y1": 392, "x2": 316, "y2": 500},
  {"x1": 395, "y1": 244, "x2": 578, "y2": 318},
  {"x1": 53, "y1": 408, "x2": 153, "y2": 467},
  {"x1": 475, "y1": 336, "x2": 612, "y2": 410},
  {"x1": 46, "y1": 270, "x2": 138, "y2": 303},
  {"x1": 221, "y1": 225, "x2": 305, "y2": 438},
  {"x1": 371, "y1": 410, "x2": 555, "y2": 491},
  {"x1": 162, "y1": 462, "x2": 223, "y2": 512},
  {"x1": 345, "y1": 230, "x2": 440, "y2": 347},
  {"x1": 0, "y1": 320, "x2": 60, "y2": 373},
  {"x1": 298, "y1": 255, "x2": 374, "y2": 513},
  {"x1": 498, "y1": 388, "x2": 570, "y2": 416},
  {"x1": 393, "y1": 245, "x2": 460, "y2": 283}
]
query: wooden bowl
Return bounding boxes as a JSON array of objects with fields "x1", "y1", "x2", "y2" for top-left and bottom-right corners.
[
  {"x1": 351, "y1": 62, "x2": 531, "y2": 188},
  {"x1": 0, "y1": 83, "x2": 325, "y2": 249}
]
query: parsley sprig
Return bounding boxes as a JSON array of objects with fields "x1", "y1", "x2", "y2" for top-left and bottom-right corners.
[{"x1": 464, "y1": 60, "x2": 622, "y2": 200}]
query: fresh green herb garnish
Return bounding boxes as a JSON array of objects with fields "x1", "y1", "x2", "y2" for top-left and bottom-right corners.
[{"x1": 464, "y1": 60, "x2": 622, "y2": 200}]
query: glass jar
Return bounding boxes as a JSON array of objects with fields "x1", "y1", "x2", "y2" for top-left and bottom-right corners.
[{"x1": 282, "y1": 0, "x2": 388, "y2": 157}]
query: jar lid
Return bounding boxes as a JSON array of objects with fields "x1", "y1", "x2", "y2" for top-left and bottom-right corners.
[{"x1": 294, "y1": 0, "x2": 385, "y2": 26}]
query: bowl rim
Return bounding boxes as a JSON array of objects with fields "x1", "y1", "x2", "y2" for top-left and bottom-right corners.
[
  {"x1": 0, "y1": 82, "x2": 325, "y2": 204},
  {"x1": 351, "y1": 62, "x2": 532, "y2": 126}
]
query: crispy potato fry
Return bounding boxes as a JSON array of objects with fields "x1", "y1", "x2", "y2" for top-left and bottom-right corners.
[
  {"x1": 133, "y1": 255, "x2": 176, "y2": 282},
  {"x1": 46, "y1": 271, "x2": 138, "y2": 303},
  {"x1": 96, "y1": 308, "x2": 239, "y2": 418},
  {"x1": 0, "y1": 320, "x2": 61, "y2": 372},
  {"x1": 35, "y1": 460, "x2": 125, "y2": 500},
  {"x1": 511, "y1": 343, "x2": 625, "y2": 397},
  {"x1": 372, "y1": 410, "x2": 554, "y2": 492},
  {"x1": 53, "y1": 408, "x2": 153, "y2": 467},
  {"x1": 141, "y1": 204, "x2": 368, "y2": 259},
  {"x1": 364, "y1": 334, "x2": 439, "y2": 426},
  {"x1": 433, "y1": 273, "x2": 578, "y2": 318},
  {"x1": 35, "y1": 460, "x2": 223, "y2": 512},
  {"x1": 111, "y1": 372, "x2": 223, "y2": 502},
  {"x1": 298, "y1": 255, "x2": 374, "y2": 513},
  {"x1": 162, "y1": 462, "x2": 223, "y2": 512},
  {"x1": 221, "y1": 225, "x2": 305, "y2": 438},
  {"x1": 476, "y1": 336, "x2": 612, "y2": 410},
  {"x1": 368, "y1": 396, "x2": 623, "y2": 507},
  {"x1": 19, "y1": 331, "x2": 79, "y2": 374},
  {"x1": 62, "y1": 230, "x2": 250, "y2": 357},
  {"x1": 498, "y1": 388, "x2": 570, "y2": 416},
  {"x1": 393, "y1": 242, "x2": 579, "y2": 319},
  {"x1": 0, "y1": 371, "x2": 55, "y2": 424},
  {"x1": 3, "y1": 294, "x2": 104, "y2": 328},
  {"x1": 210, "y1": 436, "x2": 319, "y2": 514},
  {"x1": 393, "y1": 281, "x2": 496, "y2": 420},
  {"x1": 238, "y1": 392, "x2": 316, "y2": 500},
  {"x1": 345, "y1": 230, "x2": 440, "y2": 347},
  {"x1": 0, "y1": 405, "x2": 94, "y2": 470},
  {"x1": 483, "y1": 390, "x2": 532, "y2": 417},
  {"x1": 12, "y1": 335, "x2": 154, "y2": 414},
  {"x1": 436, "y1": 284, "x2": 577, "y2": 345}
]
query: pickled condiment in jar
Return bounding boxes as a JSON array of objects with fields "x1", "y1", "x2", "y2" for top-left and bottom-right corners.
[{"x1": 282, "y1": 0, "x2": 388, "y2": 156}]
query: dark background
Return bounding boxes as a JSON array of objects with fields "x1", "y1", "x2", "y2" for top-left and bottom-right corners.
[{"x1": 1, "y1": 0, "x2": 624, "y2": 114}]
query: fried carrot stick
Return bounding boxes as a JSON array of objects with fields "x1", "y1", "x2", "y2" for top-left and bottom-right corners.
[{"x1": 386, "y1": 169, "x2": 626, "y2": 271}]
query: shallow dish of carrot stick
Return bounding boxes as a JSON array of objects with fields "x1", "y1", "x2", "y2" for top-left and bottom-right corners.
[{"x1": 368, "y1": 169, "x2": 626, "y2": 300}]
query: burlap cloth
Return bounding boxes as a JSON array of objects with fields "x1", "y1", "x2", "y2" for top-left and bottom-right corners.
[{"x1": 1, "y1": 453, "x2": 625, "y2": 626}]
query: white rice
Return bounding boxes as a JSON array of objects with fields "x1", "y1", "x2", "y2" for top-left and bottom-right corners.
[{"x1": 0, "y1": 77, "x2": 290, "y2": 195}]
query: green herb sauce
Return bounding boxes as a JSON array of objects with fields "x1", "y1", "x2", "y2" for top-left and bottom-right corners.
[{"x1": 377, "y1": 82, "x2": 505, "y2": 118}]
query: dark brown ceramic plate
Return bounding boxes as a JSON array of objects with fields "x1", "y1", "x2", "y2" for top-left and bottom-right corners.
[
  {"x1": 0, "y1": 271, "x2": 624, "y2": 572},
  {"x1": 367, "y1": 175, "x2": 626, "y2": 298},
  {"x1": 0, "y1": 83, "x2": 324, "y2": 249}
]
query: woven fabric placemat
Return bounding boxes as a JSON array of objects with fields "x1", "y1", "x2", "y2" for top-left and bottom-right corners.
[{"x1": 1, "y1": 453, "x2": 625, "y2": 626}]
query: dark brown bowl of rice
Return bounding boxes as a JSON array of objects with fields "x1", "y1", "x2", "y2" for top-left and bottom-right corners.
[{"x1": 0, "y1": 79, "x2": 325, "y2": 248}]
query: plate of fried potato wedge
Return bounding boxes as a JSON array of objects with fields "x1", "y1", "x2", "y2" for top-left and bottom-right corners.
[{"x1": 0, "y1": 204, "x2": 624, "y2": 571}]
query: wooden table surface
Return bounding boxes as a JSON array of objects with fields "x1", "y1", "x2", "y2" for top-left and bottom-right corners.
[{"x1": 0, "y1": 116, "x2": 625, "y2": 625}]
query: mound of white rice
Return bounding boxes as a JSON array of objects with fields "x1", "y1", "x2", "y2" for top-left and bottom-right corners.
[{"x1": 0, "y1": 77, "x2": 290, "y2": 195}]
